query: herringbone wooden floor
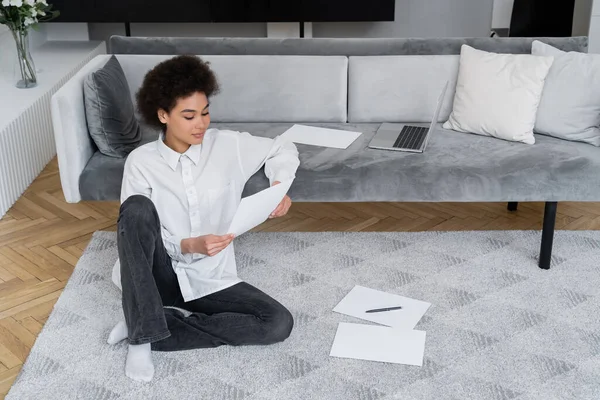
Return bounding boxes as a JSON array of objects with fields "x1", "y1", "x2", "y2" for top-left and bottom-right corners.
[{"x1": 2, "y1": 157, "x2": 600, "y2": 398}]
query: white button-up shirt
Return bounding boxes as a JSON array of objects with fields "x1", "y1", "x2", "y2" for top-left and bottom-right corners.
[{"x1": 111, "y1": 128, "x2": 300, "y2": 302}]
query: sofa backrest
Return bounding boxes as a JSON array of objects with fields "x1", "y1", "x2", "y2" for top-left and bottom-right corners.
[
  {"x1": 348, "y1": 55, "x2": 459, "y2": 123},
  {"x1": 115, "y1": 54, "x2": 348, "y2": 123},
  {"x1": 109, "y1": 36, "x2": 588, "y2": 56},
  {"x1": 110, "y1": 36, "x2": 589, "y2": 124}
]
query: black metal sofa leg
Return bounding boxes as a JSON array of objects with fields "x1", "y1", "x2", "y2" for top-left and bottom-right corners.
[
  {"x1": 507, "y1": 202, "x2": 518, "y2": 211},
  {"x1": 539, "y1": 202, "x2": 558, "y2": 270}
]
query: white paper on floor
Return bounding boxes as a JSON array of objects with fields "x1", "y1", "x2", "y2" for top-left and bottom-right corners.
[
  {"x1": 333, "y1": 285, "x2": 431, "y2": 329},
  {"x1": 329, "y1": 322, "x2": 427, "y2": 366},
  {"x1": 330, "y1": 285, "x2": 431, "y2": 366}
]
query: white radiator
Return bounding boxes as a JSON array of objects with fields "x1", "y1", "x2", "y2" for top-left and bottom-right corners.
[{"x1": 0, "y1": 41, "x2": 105, "y2": 218}]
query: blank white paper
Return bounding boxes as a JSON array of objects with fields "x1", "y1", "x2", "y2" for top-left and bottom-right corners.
[
  {"x1": 227, "y1": 179, "x2": 293, "y2": 237},
  {"x1": 280, "y1": 124, "x2": 362, "y2": 149},
  {"x1": 330, "y1": 323, "x2": 426, "y2": 366},
  {"x1": 333, "y1": 285, "x2": 431, "y2": 329}
]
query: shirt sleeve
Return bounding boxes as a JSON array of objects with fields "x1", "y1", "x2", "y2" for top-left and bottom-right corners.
[
  {"x1": 235, "y1": 131, "x2": 300, "y2": 184},
  {"x1": 120, "y1": 155, "x2": 204, "y2": 264},
  {"x1": 161, "y1": 226, "x2": 205, "y2": 264}
]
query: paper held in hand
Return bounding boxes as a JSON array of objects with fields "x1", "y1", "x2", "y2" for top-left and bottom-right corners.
[
  {"x1": 280, "y1": 124, "x2": 362, "y2": 149},
  {"x1": 227, "y1": 179, "x2": 293, "y2": 237}
]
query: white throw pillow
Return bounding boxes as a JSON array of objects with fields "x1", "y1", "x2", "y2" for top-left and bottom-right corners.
[{"x1": 443, "y1": 45, "x2": 554, "y2": 144}]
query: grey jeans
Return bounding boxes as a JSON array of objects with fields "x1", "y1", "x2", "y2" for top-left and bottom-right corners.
[{"x1": 117, "y1": 195, "x2": 294, "y2": 351}]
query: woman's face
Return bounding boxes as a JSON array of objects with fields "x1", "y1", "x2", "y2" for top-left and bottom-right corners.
[{"x1": 158, "y1": 91, "x2": 211, "y2": 152}]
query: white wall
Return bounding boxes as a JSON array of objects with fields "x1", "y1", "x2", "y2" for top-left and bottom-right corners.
[
  {"x1": 88, "y1": 22, "x2": 266, "y2": 45},
  {"x1": 590, "y1": 0, "x2": 600, "y2": 52},
  {"x1": 573, "y1": 0, "x2": 593, "y2": 36},
  {"x1": 0, "y1": 25, "x2": 14, "y2": 80},
  {"x1": 492, "y1": 0, "x2": 514, "y2": 29},
  {"x1": 2, "y1": 22, "x2": 91, "y2": 53}
]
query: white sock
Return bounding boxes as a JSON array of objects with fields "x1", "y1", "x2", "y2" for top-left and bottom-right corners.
[
  {"x1": 107, "y1": 321, "x2": 128, "y2": 345},
  {"x1": 126, "y1": 343, "x2": 154, "y2": 382},
  {"x1": 108, "y1": 321, "x2": 155, "y2": 382}
]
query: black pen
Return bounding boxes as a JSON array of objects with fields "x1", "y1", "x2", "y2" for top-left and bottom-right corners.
[{"x1": 365, "y1": 306, "x2": 403, "y2": 313}]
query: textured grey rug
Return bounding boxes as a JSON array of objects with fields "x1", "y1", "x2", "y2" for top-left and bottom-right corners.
[{"x1": 6, "y1": 230, "x2": 600, "y2": 400}]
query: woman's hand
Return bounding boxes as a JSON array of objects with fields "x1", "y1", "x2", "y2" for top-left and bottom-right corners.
[
  {"x1": 269, "y1": 181, "x2": 292, "y2": 219},
  {"x1": 182, "y1": 234, "x2": 235, "y2": 257}
]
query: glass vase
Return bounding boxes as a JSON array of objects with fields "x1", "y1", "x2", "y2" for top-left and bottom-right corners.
[{"x1": 10, "y1": 27, "x2": 37, "y2": 89}]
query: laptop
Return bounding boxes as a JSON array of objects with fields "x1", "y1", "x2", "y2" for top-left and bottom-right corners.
[{"x1": 368, "y1": 81, "x2": 449, "y2": 153}]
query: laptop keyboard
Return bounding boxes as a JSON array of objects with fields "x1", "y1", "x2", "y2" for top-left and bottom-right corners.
[{"x1": 392, "y1": 125, "x2": 428, "y2": 150}]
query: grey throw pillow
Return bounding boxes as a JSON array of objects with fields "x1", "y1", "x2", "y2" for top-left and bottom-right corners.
[
  {"x1": 532, "y1": 41, "x2": 600, "y2": 146},
  {"x1": 83, "y1": 55, "x2": 141, "y2": 157}
]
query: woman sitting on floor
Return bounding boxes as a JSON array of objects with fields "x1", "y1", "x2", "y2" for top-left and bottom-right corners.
[{"x1": 107, "y1": 54, "x2": 300, "y2": 382}]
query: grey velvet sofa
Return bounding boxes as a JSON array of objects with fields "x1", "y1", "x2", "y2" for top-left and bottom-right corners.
[{"x1": 51, "y1": 35, "x2": 595, "y2": 271}]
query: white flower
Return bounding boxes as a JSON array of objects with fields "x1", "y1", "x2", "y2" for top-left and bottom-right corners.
[
  {"x1": 36, "y1": 0, "x2": 47, "y2": 4},
  {"x1": 24, "y1": 16, "x2": 35, "y2": 25},
  {"x1": 37, "y1": 9, "x2": 44, "y2": 15},
  {"x1": 1, "y1": 0, "x2": 10, "y2": 6},
  {"x1": 24, "y1": 0, "x2": 35, "y2": 5},
  {"x1": 10, "y1": 0, "x2": 23, "y2": 7}
]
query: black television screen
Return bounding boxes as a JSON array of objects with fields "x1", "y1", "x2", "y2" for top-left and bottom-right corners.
[
  {"x1": 509, "y1": 0, "x2": 575, "y2": 37},
  {"x1": 48, "y1": 0, "x2": 395, "y2": 23}
]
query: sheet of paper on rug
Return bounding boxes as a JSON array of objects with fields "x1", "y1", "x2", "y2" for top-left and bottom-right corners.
[
  {"x1": 280, "y1": 124, "x2": 362, "y2": 149},
  {"x1": 330, "y1": 322, "x2": 426, "y2": 366},
  {"x1": 227, "y1": 179, "x2": 293, "y2": 236},
  {"x1": 333, "y1": 285, "x2": 431, "y2": 329}
]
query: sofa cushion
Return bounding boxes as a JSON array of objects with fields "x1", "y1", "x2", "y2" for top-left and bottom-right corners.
[
  {"x1": 116, "y1": 55, "x2": 348, "y2": 123},
  {"x1": 348, "y1": 55, "x2": 458, "y2": 123},
  {"x1": 532, "y1": 41, "x2": 600, "y2": 146},
  {"x1": 79, "y1": 123, "x2": 600, "y2": 203},
  {"x1": 79, "y1": 124, "x2": 160, "y2": 200},
  {"x1": 83, "y1": 55, "x2": 141, "y2": 158},
  {"x1": 443, "y1": 45, "x2": 553, "y2": 145}
]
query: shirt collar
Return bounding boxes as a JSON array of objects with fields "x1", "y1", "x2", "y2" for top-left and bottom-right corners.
[{"x1": 157, "y1": 133, "x2": 202, "y2": 171}]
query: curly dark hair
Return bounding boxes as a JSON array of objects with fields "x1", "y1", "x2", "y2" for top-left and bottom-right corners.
[{"x1": 135, "y1": 55, "x2": 220, "y2": 130}]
